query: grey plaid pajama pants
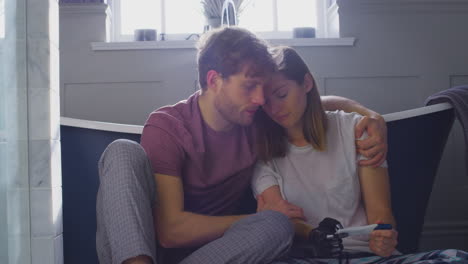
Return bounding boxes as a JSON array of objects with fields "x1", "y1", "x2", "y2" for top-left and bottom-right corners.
[
  {"x1": 96, "y1": 139, "x2": 294, "y2": 264},
  {"x1": 275, "y1": 249, "x2": 468, "y2": 264}
]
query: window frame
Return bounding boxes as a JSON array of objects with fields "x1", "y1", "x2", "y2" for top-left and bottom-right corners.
[{"x1": 109, "y1": 0, "x2": 335, "y2": 42}]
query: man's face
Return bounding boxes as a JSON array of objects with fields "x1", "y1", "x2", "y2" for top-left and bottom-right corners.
[{"x1": 214, "y1": 66, "x2": 267, "y2": 126}]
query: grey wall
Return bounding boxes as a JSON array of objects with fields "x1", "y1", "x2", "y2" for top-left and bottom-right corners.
[{"x1": 59, "y1": 0, "x2": 468, "y2": 250}]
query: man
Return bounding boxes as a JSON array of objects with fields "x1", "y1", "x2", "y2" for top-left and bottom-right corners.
[{"x1": 96, "y1": 27, "x2": 387, "y2": 264}]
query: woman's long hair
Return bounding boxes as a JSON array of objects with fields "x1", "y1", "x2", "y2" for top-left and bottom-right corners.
[{"x1": 256, "y1": 46, "x2": 328, "y2": 162}]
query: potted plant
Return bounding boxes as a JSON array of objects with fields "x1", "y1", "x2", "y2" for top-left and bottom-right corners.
[{"x1": 201, "y1": 0, "x2": 250, "y2": 30}]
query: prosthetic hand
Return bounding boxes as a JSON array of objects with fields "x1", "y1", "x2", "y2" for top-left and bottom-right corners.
[{"x1": 306, "y1": 217, "x2": 345, "y2": 258}]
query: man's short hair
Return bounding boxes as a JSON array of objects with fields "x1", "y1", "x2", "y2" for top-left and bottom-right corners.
[{"x1": 196, "y1": 27, "x2": 276, "y2": 90}]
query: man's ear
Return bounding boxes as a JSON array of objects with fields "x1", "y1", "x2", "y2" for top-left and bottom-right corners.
[
  {"x1": 206, "y1": 70, "x2": 222, "y2": 91},
  {"x1": 303, "y1": 73, "x2": 314, "y2": 93}
]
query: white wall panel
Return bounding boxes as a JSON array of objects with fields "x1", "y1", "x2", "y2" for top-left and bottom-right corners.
[
  {"x1": 324, "y1": 76, "x2": 421, "y2": 114},
  {"x1": 450, "y1": 75, "x2": 468, "y2": 87},
  {"x1": 63, "y1": 81, "x2": 195, "y2": 125}
]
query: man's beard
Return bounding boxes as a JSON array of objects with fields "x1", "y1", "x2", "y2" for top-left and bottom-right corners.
[{"x1": 214, "y1": 88, "x2": 249, "y2": 127}]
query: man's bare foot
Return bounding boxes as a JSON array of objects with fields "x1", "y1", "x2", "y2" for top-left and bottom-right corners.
[{"x1": 122, "y1": 255, "x2": 153, "y2": 264}]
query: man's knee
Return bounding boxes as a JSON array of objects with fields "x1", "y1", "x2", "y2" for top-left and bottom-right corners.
[
  {"x1": 225, "y1": 210, "x2": 293, "y2": 261},
  {"x1": 102, "y1": 139, "x2": 146, "y2": 161},
  {"x1": 258, "y1": 210, "x2": 294, "y2": 244},
  {"x1": 100, "y1": 139, "x2": 148, "y2": 167},
  {"x1": 229, "y1": 210, "x2": 294, "y2": 246},
  {"x1": 99, "y1": 139, "x2": 150, "y2": 181}
]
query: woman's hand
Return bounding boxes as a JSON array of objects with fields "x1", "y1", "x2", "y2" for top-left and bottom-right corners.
[
  {"x1": 369, "y1": 229, "x2": 398, "y2": 257},
  {"x1": 355, "y1": 115, "x2": 388, "y2": 167}
]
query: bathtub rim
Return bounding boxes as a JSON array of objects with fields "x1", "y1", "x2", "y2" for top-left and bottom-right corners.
[
  {"x1": 61, "y1": 117, "x2": 143, "y2": 134},
  {"x1": 383, "y1": 102, "x2": 452, "y2": 122},
  {"x1": 60, "y1": 102, "x2": 453, "y2": 134}
]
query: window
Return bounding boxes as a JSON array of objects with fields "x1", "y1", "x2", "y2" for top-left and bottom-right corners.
[
  {"x1": 110, "y1": 0, "x2": 339, "y2": 42},
  {"x1": 0, "y1": 0, "x2": 4, "y2": 39}
]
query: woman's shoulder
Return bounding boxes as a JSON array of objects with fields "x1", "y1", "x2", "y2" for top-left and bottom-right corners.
[
  {"x1": 325, "y1": 110, "x2": 364, "y2": 128},
  {"x1": 325, "y1": 110, "x2": 363, "y2": 119},
  {"x1": 324, "y1": 111, "x2": 364, "y2": 146}
]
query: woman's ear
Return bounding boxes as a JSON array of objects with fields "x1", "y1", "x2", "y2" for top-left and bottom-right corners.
[
  {"x1": 206, "y1": 70, "x2": 222, "y2": 92},
  {"x1": 303, "y1": 73, "x2": 314, "y2": 93}
]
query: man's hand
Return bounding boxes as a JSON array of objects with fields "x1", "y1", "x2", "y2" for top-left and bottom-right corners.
[
  {"x1": 355, "y1": 115, "x2": 387, "y2": 167},
  {"x1": 257, "y1": 194, "x2": 306, "y2": 220},
  {"x1": 319, "y1": 95, "x2": 387, "y2": 167},
  {"x1": 369, "y1": 229, "x2": 398, "y2": 257}
]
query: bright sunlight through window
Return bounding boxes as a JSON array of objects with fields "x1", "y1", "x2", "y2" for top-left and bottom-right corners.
[
  {"x1": 120, "y1": 0, "x2": 161, "y2": 35},
  {"x1": 238, "y1": 0, "x2": 274, "y2": 32},
  {"x1": 114, "y1": 0, "x2": 324, "y2": 41},
  {"x1": 165, "y1": 0, "x2": 204, "y2": 34},
  {"x1": 277, "y1": 0, "x2": 316, "y2": 31}
]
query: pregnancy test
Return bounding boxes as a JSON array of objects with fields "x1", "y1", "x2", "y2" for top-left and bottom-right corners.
[{"x1": 326, "y1": 223, "x2": 392, "y2": 239}]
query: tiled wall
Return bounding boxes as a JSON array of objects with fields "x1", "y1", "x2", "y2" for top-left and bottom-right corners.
[
  {"x1": 0, "y1": 142, "x2": 7, "y2": 261},
  {"x1": 0, "y1": 19, "x2": 5, "y2": 262},
  {"x1": 27, "y1": 0, "x2": 63, "y2": 263},
  {"x1": 2, "y1": 0, "x2": 31, "y2": 262},
  {"x1": 1, "y1": 0, "x2": 62, "y2": 263}
]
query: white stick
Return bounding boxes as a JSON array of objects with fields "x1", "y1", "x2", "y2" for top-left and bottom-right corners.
[{"x1": 326, "y1": 224, "x2": 378, "y2": 239}]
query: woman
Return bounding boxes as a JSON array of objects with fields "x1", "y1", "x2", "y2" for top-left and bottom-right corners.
[{"x1": 252, "y1": 46, "x2": 467, "y2": 264}]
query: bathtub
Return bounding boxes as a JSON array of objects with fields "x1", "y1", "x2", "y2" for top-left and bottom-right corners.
[{"x1": 60, "y1": 102, "x2": 454, "y2": 264}]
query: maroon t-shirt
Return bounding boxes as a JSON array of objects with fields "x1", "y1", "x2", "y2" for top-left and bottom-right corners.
[{"x1": 140, "y1": 91, "x2": 257, "y2": 216}]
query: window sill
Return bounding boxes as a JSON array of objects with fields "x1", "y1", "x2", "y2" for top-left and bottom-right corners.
[{"x1": 91, "y1": 38, "x2": 356, "y2": 51}]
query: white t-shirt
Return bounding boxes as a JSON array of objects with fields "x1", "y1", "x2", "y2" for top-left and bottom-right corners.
[{"x1": 252, "y1": 110, "x2": 388, "y2": 253}]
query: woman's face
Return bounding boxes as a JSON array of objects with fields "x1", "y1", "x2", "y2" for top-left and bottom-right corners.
[{"x1": 263, "y1": 72, "x2": 311, "y2": 131}]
